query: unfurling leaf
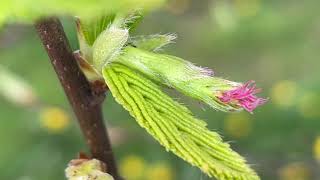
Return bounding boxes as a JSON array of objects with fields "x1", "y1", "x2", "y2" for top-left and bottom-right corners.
[
  {"x1": 130, "y1": 34, "x2": 177, "y2": 52},
  {"x1": 76, "y1": 10, "x2": 143, "y2": 57},
  {"x1": 92, "y1": 26, "x2": 129, "y2": 72},
  {"x1": 77, "y1": 15, "x2": 116, "y2": 47},
  {"x1": 102, "y1": 63, "x2": 260, "y2": 180},
  {"x1": 112, "y1": 10, "x2": 144, "y2": 31}
]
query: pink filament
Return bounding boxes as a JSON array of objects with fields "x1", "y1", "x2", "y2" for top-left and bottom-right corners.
[{"x1": 219, "y1": 80, "x2": 267, "y2": 112}]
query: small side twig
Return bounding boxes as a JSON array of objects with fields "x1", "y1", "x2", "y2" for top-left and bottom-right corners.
[{"x1": 35, "y1": 17, "x2": 121, "y2": 179}]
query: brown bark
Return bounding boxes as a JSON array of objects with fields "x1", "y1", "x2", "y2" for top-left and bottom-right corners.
[{"x1": 35, "y1": 17, "x2": 121, "y2": 179}]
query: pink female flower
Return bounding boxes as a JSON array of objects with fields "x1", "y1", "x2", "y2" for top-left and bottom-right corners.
[{"x1": 219, "y1": 80, "x2": 268, "y2": 113}]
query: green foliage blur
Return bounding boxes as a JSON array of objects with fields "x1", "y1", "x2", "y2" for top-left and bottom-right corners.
[
  {"x1": 0, "y1": 0, "x2": 164, "y2": 26},
  {"x1": 0, "y1": 0, "x2": 320, "y2": 179}
]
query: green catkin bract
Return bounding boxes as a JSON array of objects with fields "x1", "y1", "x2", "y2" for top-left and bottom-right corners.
[
  {"x1": 102, "y1": 63, "x2": 260, "y2": 180},
  {"x1": 114, "y1": 46, "x2": 241, "y2": 112}
]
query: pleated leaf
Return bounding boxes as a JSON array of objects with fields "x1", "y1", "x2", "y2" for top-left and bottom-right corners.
[{"x1": 102, "y1": 63, "x2": 260, "y2": 180}]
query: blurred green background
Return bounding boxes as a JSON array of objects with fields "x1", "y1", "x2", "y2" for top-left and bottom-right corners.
[{"x1": 0, "y1": 0, "x2": 320, "y2": 179}]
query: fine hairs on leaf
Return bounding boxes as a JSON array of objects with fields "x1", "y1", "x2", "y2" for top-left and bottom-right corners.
[
  {"x1": 77, "y1": 15, "x2": 116, "y2": 46},
  {"x1": 92, "y1": 26, "x2": 129, "y2": 72},
  {"x1": 74, "y1": 10, "x2": 266, "y2": 179},
  {"x1": 114, "y1": 46, "x2": 267, "y2": 113},
  {"x1": 130, "y1": 33, "x2": 177, "y2": 52},
  {"x1": 0, "y1": 0, "x2": 268, "y2": 178},
  {"x1": 103, "y1": 63, "x2": 260, "y2": 180},
  {"x1": 112, "y1": 10, "x2": 143, "y2": 31}
]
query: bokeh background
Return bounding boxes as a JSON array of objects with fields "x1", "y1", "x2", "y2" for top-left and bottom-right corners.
[{"x1": 1, "y1": 0, "x2": 320, "y2": 179}]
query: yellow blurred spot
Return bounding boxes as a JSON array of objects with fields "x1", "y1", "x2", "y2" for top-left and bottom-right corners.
[
  {"x1": 278, "y1": 162, "x2": 311, "y2": 180},
  {"x1": 234, "y1": 0, "x2": 261, "y2": 17},
  {"x1": 120, "y1": 155, "x2": 145, "y2": 180},
  {"x1": 40, "y1": 107, "x2": 70, "y2": 133},
  {"x1": 146, "y1": 163, "x2": 174, "y2": 180},
  {"x1": 298, "y1": 92, "x2": 320, "y2": 119},
  {"x1": 313, "y1": 136, "x2": 320, "y2": 162},
  {"x1": 166, "y1": 0, "x2": 190, "y2": 15},
  {"x1": 271, "y1": 80, "x2": 298, "y2": 108},
  {"x1": 224, "y1": 113, "x2": 252, "y2": 139}
]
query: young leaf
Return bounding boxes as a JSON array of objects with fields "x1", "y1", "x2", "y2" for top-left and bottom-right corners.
[
  {"x1": 130, "y1": 34, "x2": 176, "y2": 52},
  {"x1": 76, "y1": 10, "x2": 143, "y2": 61},
  {"x1": 92, "y1": 26, "x2": 129, "y2": 72},
  {"x1": 102, "y1": 63, "x2": 260, "y2": 180},
  {"x1": 77, "y1": 15, "x2": 116, "y2": 47},
  {"x1": 112, "y1": 10, "x2": 143, "y2": 31}
]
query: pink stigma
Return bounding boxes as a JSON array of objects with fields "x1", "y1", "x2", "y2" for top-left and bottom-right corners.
[{"x1": 219, "y1": 80, "x2": 267, "y2": 112}]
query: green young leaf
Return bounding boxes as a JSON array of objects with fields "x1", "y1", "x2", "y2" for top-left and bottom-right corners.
[
  {"x1": 76, "y1": 11, "x2": 143, "y2": 67},
  {"x1": 77, "y1": 15, "x2": 116, "y2": 47},
  {"x1": 92, "y1": 26, "x2": 129, "y2": 73},
  {"x1": 76, "y1": 15, "x2": 117, "y2": 64},
  {"x1": 130, "y1": 34, "x2": 176, "y2": 51},
  {"x1": 77, "y1": 10, "x2": 143, "y2": 48},
  {"x1": 112, "y1": 10, "x2": 144, "y2": 31},
  {"x1": 102, "y1": 63, "x2": 259, "y2": 180}
]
